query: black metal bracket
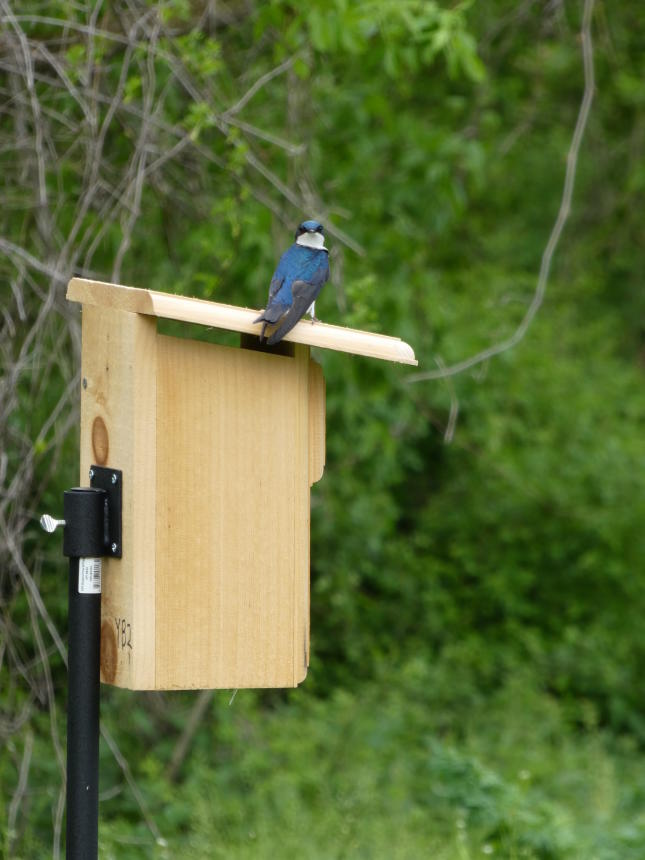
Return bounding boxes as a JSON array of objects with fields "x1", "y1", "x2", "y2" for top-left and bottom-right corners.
[{"x1": 89, "y1": 466, "x2": 122, "y2": 558}]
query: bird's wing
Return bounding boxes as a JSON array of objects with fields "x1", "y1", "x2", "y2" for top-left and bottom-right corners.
[
  {"x1": 268, "y1": 273, "x2": 284, "y2": 302},
  {"x1": 266, "y1": 260, "x2": 329, "y2": 345},
  {"x1": 254, "y1": 253, "x2": 290, "y2": 323},
  {"x1": 267, "y1": 245, "x2": 297, "y2": 302}
]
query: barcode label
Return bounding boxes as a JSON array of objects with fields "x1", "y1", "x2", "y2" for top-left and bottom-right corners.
[{"x1": 78, "y1": 557, "x2": 102, "y2": 594}]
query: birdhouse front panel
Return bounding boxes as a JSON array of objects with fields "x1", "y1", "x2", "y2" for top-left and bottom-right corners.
[{"x1": 155, "y1": 336, "x2": 311, "y2": 689}]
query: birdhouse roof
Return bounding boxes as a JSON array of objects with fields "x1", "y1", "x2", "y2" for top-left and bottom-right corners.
[{"x1": 67, "y1": 278, "x2": 417, "y2": 365}]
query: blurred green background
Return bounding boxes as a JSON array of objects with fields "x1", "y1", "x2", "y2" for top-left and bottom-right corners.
[{"x1": 2, "y1": 1, "x2": 645, "y2": 857}]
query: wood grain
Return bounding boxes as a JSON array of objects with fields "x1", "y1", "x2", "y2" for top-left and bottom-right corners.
[
  {"x1": 292, "y1": 346, "x2": 310, "y2": 683},
  {"x1": 68, "y1": 277, "x2": 418, "y2": 365},
  {"x1": 79, "y1": 305, "x2": 157, "y2": 689},
  {"x1": 308, "y1": 359, "x2": 326, "y2": 486},
  {"x1": 155, "y1": 336, "x2": 310, "y2": 688}
]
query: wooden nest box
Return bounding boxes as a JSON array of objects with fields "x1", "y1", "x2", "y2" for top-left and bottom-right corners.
[{"x1": 67, "y1": 278, "x2": 417, "y2": 691}]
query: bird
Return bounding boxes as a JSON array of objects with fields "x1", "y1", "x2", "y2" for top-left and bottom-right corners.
[{"x1": 255, "y1": 220, "x2": 330, "y2": 345}]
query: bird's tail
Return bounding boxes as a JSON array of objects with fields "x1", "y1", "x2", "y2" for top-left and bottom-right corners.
[
  {"x1": 255, "y1": 303, "x2": 290, "y2": 343},
  {"x1": 266, "y1": 313, "x2": 300, "y2": 346},
  {"x1": 253, "y1": 311, "x2": 268, "y2": 342}
]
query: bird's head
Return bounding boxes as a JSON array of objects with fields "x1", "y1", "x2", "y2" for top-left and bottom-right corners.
[{"x1": 295, "y1": 220, "x2": 327, "y2": 250}]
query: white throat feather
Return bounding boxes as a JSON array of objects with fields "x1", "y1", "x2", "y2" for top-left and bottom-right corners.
[{"x1": 296, "y1": 232, "x2": 327, "y2": 250}]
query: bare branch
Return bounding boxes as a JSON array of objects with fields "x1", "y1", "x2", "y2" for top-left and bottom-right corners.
[
  {"x1": 166, "y1": 689, "x2": 214, "y2": 782},
  {"x1": 223, "y1": 55, "x2": 296, "y2": 118},
  {"x1": 7, "y1": 731, "x2": 34, "y2": 852},
  {"x1": 0, "y1": 237, "x2": 69, "y2": 282},
  {"x1": 101, "y1": 723, "x2": 167, "y2": 847},
  {"x1": 408, "y1": 0, "x2": 596, "y2": 383}
]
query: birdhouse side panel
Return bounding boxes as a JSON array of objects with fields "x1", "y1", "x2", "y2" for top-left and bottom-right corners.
[
  {"x1": 79, "y1": 305, "x2": 158, "y2": 689},
  {"x1": 293, "y1": 345, "x2": 311, "y2": 683},
  {"x1": 308, "y1": 358, "x2": 326, "y2": 487},
  {"x1": 155, "y1": 336, "x2": 309, "y2": 689}
]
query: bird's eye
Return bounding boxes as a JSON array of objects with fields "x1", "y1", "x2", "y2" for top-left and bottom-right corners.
[{"x1": 316, "y1": 225, "x2": 324, "y2": 233}]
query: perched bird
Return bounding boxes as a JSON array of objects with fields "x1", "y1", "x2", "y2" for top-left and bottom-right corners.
[{"x1": 255, "y1": 220, "x2": 330, "y2": 345}]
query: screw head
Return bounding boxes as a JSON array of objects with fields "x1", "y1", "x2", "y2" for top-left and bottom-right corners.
[
  {"x1": 40, "y1": 514, "x2": 66, "y2": 533},
  {"x1": 111, "y1": 542, "x2": 118, "y2": 553},
  {"x1": 89, "y1": 468, "x2": 95, "y2": 480},
  {"x1": 111, "y1": 473, "x2": 118, "y2": 484}
]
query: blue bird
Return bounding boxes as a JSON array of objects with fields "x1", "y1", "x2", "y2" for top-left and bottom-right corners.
[{"x1": 255, "y1": 220, "x2": 330, "y2": 345}]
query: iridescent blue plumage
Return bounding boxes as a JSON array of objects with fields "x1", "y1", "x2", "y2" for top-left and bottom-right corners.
[{"x1": 255, "y1": 220, "x2": 330, "y2": 345}]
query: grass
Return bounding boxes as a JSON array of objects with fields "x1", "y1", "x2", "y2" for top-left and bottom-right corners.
[{"x1": 86, "y1": 659, "x2": 645, "y2": 860}]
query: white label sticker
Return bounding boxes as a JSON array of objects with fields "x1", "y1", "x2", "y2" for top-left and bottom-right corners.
[{"x1": 78, "y1": 557, "x2": 102, "y2": 594}]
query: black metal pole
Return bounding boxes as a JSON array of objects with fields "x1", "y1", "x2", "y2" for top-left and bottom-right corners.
[{"x1": 63, "y1": 488, "x2": 106, "y2": 860}]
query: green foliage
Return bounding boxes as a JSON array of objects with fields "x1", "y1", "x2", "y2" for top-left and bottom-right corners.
[{"x1": 88, "y1": 674, "x2": 645, "y2": 858}]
